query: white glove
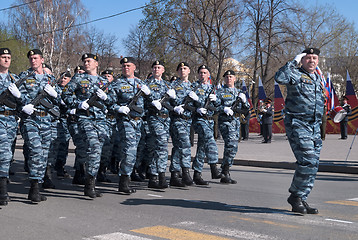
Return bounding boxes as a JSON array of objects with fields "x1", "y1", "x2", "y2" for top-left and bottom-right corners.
[
  {"x1": 166, "y1": 89, "x2": 176, "y2": 99},
  {"x1": 151, "y1": 100, "x2": 162, "y2": 111},
  {"x1": 22, "y1": 104, "x2": 35, "y2": 115},
  {"x1": 44, "y1": 84, "x2": 58, "y2": 98},
  {"x1": 197, "y1": 108, "x2": 207, "y2": 116},
  {"x1": 293, "y1": 53, "x2": 306, "y2": 64},
  {"x1": 96, "y1": 89, "x2": 107, "y2": 101},
  {"x1": 238, "y1": 92, "x2": 247, "y2": 103},
  {"x1": 8, "y1": 83, "x2": 21, "y2": 98},
  {"x1": 70, "y1": 109, "x2": 76, "y2": 115},
  {"x1": 189, "y1": 91, "x2": 199, "y2": 101},
  {"x1": 174, "y1": 105, "x2": 184, "y2": 115},
  {"x1": 141, "y1": 85, "x2": 151, "y2": 96},
  {"x1": 209, "y1": 94, "x2": 217, "y2": 102},
  {"x1": 224, "y1": 107, "x2": 234, "y2": 116},
  {"x1": 78, "y1": 100, "x2": 89, "y2": 110},
  {"x1": 60, "y1": 99, "x2": 66, "y2": 105},
  {"x1": 118, "y1": 105, "x2": 130, "y2": 115}
]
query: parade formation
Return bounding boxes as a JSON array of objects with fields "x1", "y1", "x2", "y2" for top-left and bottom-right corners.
[{"x1": 0, "y1": 46, "x2": 350, "y2": 216}]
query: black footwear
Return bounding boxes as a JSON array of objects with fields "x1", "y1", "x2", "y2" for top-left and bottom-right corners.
[
  {"x1": 158, "y1": 172, "x2": 168, "y2": 189},
  {"x1": 287, "y1": 195, "x2": 307, "y2": 214},
  {"x1": 148, "y1": 174, "x2": 161, "y2": 189},
  {"x1": 109, "y1": 157, "x2": 119, "y2": 174},
  {"x1": 193, "y1": 171, "x2": 209, "y2": 185},
  {"x1": 210, "y1": 164, "x2": 222, "y2": 179},
  {"x1": 72, "y1": 169, "x2": 85, "y2": 185},
  {"x1": 181, "y1": 168, "x2": 194, "y2": 186},
  {"x1": 131, "y1": 168, "x2": 145, "y2": 182},
  {"x1": 302, "y1": 200, "x2": 319, "y2": 214},
  {"x1": 42, "y1": 165, "x2": 55, "y2": 189},
  {"x1": 97, "y1": 164, "x2": 111, "y2": 183},
  {"x1": 220, "y1": 165, "x2": 237, "y2": 184},
  {"x1": 56, "y1": 167, "x2": 70, "y2": 178},
  {"x1": 0, "y1": 177, "x2": 9, "y2": 206},
  {"x1": 84, "y1": 175, "x2": 102, "y2": 198},
  {"x1": 169, "y1": 172, "x2": 185, "y2": 187},
  {"x1": 28, "y1": 179, "x2": 47, "y2": 203},
  {"x1": 118, "y1": 175, "x2": 136, "y2": 194}
]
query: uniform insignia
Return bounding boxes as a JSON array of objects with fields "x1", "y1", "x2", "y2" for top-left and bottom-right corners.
[
  {"x1": 124, "y1": 58, "x2": 128, "y2": 63},
  {"x1": 223, "y1": 94, "x2": 232, "y2": 98},
  {"x1": 4, "y1": 49, "x2": 8, "y2": 54},
  {"x1": 30, "y1": 51, "x2": 34, "y2": 55},
  {"x1": 181, "y1": 63, "x2": 184, "y2": 67},
  {"x1": 121, "y1": 86, "x2": 130, "y2": 90},
  {"x1": 84, "y1": 54, "x2": 88, "y2": 58},
  {"x1": 310, "y1": 48, "x2": 313, "y2": 53},
  {"x1": 175, "y1": 87, "x2": 183, "y2": 90},
  {"x1": 155, "y1": 61, "x2": 159, "y2": 65}
]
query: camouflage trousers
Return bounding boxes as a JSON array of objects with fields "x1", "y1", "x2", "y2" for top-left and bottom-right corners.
[
  {"x1": 0, "y1": 115, "x2": 18, "y2": 178},
  {"x1": 100, "y1": 117, "x2": 117, "y2": 168},
  {"x1": 219, "y1": 117, "x2": 240, "y2": 168},
  {"x1": 20, "y1": 116, "x2": 52, "y2": 181},
  {"x1": 67, "y1": 118, "x2": 88, "y2": 170},
  {"x1": 55, "y1": 118, "x2": 71, "y2": 170},
  {"x1": 78, "y1": 117, "x2": 109, "y2": 177},
  {"x1": 169, "y1": 117, "x2": 192, "y2": 172},
  {"x1": 284, "y1": 115, "x2": 322, "y2": 201},
  {"x1": 192, "y1": 118, "x2": 219, "y2": 172},
  {"x1": 116, "y1": 118, "x2": 142, "y2": 176},
  {"x1": 136, "y1": 120, "x2": 154, "y2": 169}
]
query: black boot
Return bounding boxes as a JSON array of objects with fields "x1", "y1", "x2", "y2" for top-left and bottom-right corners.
[
  {"x1": 287, "y1": 194, "x2": 307, "y2": 214},
  {"x1": 210, "y1": 164, "x2": 222, "y2": 179},
  {"x1": 56, "y1": 167, "x2": 70, "y2": 178},
  {"x1": 131, "y1": 168, "x2": 145, "y2": 182},
  {"x1": 158, "y1": 172, "x2": 168, "y2": 189},
  {"x1": 181, "y1": 168, "x2": 194, "y2": 186},
  {"x1": 84, "y1": 175, "x2": 102, "y2": 198},
  {"x1": 0, "y1": 177, "x2": 9, "y2": 206},
  {"x1": 72, "y1": 164, "x2": 85, "y2": 185},
  {"x1": 109, "y1": 156, "x2": 119, "y2": 174},
  {"x1": 118, "y1": 175, "x2": 136, "y2": 194},
  {"x1": 169, "y1": 171, "x2": 185, "y2": 187},
  {"x1": 28, "y1": 179, "x2": 47, "y2": 203},
  {"x1": 97, "y1": 164, "x2": 111, "y2": 183},
  {"x1": 220, "y1": 165, "x2": 237, "y2": 184},
  {"x1": 148, "y1": 174, "x2": 161, "y2": 189},
  {"x1": 42, "y1": 165, "x2": 55, "y2": 189},
  {"x1": 302, "y1": 200, "x2": 319, "y2": 214},
  {"x1": 193, "y1": 171, "x2": 209, "y2": 185}
]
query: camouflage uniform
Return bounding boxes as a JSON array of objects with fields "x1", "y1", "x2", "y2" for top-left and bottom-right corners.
[{"x1": 275, "y1": 60, "x2": 325, "y2": 201}]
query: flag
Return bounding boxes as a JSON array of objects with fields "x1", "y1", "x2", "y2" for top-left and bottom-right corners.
[
  {"x1": 273, "y1": 81, "x2": 285, "y2": 133},
  {"x1": 258, "y1": 76, "x2": 267, "y2": 101},
  {"x1": 345, "y1": 70, "x2": 358, "y2": 134}
]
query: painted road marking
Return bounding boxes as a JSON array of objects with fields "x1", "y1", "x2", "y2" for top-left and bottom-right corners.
[
  {"x1": 325, "y1": 200, "x2": 358, "y2": 206},
  {"x1": 325, "y1": 218, "x2": 354, "y2": 224},
  {"x1": 147, "y1": 194, "x2": 163, "y2": 198},
  {"x1": 83, "y1": 232, "x2": 152, "y2": 240},
  {"x1": 131, "y1": 225, "x2": 231, "y2": 240},
  {"x1": 229, "y1": 216, "x2": 299, "y2": 229},
  {"x1": 347, "y1": 198, "x2": 358, "y2": 201}
]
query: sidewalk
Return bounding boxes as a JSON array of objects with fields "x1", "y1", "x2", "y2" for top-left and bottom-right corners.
[{"x1": 15, "y1": 133, "x2": 358, "y2": 174}]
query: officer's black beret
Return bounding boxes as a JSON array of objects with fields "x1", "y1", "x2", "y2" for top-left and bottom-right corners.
[
  {"x1": 152, "y1": 60, "x2": 164, "y2": 68},
  {"x1": 197, "y1": 65, "x2": 210, "y2": 73},
  {"x1": 170, "y1": 76, "x2": 177, "y2": 82},
  {"x1": 0, "y1": 48, "x2": 11, "y2": 55},
  {"x1": 27, "y1": 49, "x2": 42, "y2": 58},
  {"x1": 42, "y1": 63, "x2": 52, "y2": 71},
  {"x1": 61, "y1": 72, "x2": 71, "y2": 78},
  {"x1": 342, "y1": 95, "x2": 349, "y2": 101},
  {"x1": 302, "y1": 47, "x2": 320, "y2": 56},
  {"x1": 74, "y1": 65, "x2": 85, "y2": 73},
  {"x1": 265, "y1": 98, "x2": 272, "y2": 104},
  {"x1": 82, "y1": 53, "x2": 98, "y2": 61},
  {"x1": 101, "y1": 69, "x2": 114, "y2": 75},
  {"x1": 176, "y1": 62, "x2": 190, "y2": 71},
  {"x1": 120, "y1": 57, "x2": 136, "y2": 65},
  {"x1": 223, "y1": 70, "x2": 236, "y2": 77}
]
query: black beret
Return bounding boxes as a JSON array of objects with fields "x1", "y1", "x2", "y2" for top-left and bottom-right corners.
[
  {"x1": 82, "y1": 53, "x2": 98, "y2": 61},
  {"x1": 101, "y1": 69, "x2": 114, "y2": 75},
  {"x1": 170, "y1": 76, "x2": 177, "y2": 82},
  {"x1": 265, "y1": 98, "x2": 272, "y2": 104},
  {"x1": 223, "y1": 70, "x2": 236, "y2": 77},
  {"x1": 74, "y1": 65, "x2": 84, "y2": 73},
  {"x1": 42, "y1": 63, "x2": 52, "y2": 71},
  {"x1": 197, "y1": 65, "x2": 210, "y2": 73},
  {"x1": 302, "y1": 47, "x2": 320, "y2": 56},
  {"x1": 27, "y1": 49, "x2": 42, "y2": 58},
  {"x1": 152, "y1": 60, "x2": 164, "y2": 68},
  {"x1": 176, "y1": 62, "x2": 190, "y2": 71},
  {"x1": 342, "y1": 96, "x2": 349, "y2": 101},
  {"x1": 61, "y1": 72, "x2": 71, "y2": 78},
  {"x1": 0, "y1": 48, "x2": 11, "y2": 55},
  {"x1": 120, "y1": 57, "x2": 136, "y2": 65}
]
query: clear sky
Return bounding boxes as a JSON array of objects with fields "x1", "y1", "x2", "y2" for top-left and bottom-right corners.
[{"x1": 1, "y1": 0, "x2": 358, "y2": 55}]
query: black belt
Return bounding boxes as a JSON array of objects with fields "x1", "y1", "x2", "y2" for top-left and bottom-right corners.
[
  {"x1": 119, "y1": 114, "x2": 141, "y2": 121},
  {"x1": 106, "y1": 114, "x2": 116, "y2": 120},
  {"x1": 149, "y1": 113, "x2": 169, "y2": 119},
  {"x1": 0, "y1": 110, "x2": 17, "y2": 116},
  {"x1": 34, "y1": 111, "x2": 48, "y2": 117}
]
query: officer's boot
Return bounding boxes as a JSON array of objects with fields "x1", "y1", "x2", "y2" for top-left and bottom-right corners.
[
  {"x1": 137, "y1": 163, "x2": 147, "y2": 180},
  {"x1": 72, "y1": 163, "x2": 85, "y2": 185},
  {"x1": 109, "y1": 156, "x2": 119, "y2": 174},
  {"x1": 118, "y1": 175, "x2": 136, "y2": 194},
  {"x1": 42, "y1": 165, "x2": 55, "y2": 189},
  {"x1": 169, "y1": 171, "x2": 185, "y2": 187},
  {"x1": 158, "y1": 172, "x2": 168, "y2": 189},
  {"x1": 287, "y1": 194, "x2": 307, "y2": 214},
  {"x1": 220, "y1": 165, "x2": 237, "y2": 184},
  {"x1": 302, "y1": 200, "x2": 319, "y2": 214},
  {"x1": 28, "y1": 179, "x2": 47, "y2": 203},
  {"x1": 193, "y1": 171, "x2": 209, "y2": 185},
  {"x1": 84, "y1": 175, "x2": 103, "y2": 198},
  {"x1": 97, "y1": 163, "x2": 111, "y2": 183},
  {"x1": 181, "y1": 168, "x2": 194, "y2": 186},
  {"x1": 131, "y1": 167, "x2": 145, "y2": 182},
  {"x1": 148, "y1": 174, "x2": 161, "y2": 189},
  {"x1": 210, "y1": 163, "x2": 222, "y2": 179},
  {"x1": 0, "y1": 177, "x2": 9, "y2": 206}
]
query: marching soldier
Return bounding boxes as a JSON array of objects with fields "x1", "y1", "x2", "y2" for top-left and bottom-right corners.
[{"x1": 275, "y1": 47, "x2": 324, "y2": 214}]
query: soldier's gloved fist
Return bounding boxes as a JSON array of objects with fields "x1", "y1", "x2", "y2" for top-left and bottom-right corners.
[
  {"x1": 8, "y1": 83, "x2": 21, "y2": 98},
  {"x1": 151, "y1": 100, "x2": 162, "y2": 110},
  {"x1": 118, "y1": 106, "x2": 130, "y2": 115},
  {"x1": 238, "y1": 92, "x2": 247, "y2": 103},
  {"x1": 293, "y1": 53, "x2": 306, "y2": 64},
  {"x1": 96, "y1": 89, "x2": 107, "y2": 101},
  {"x1": 209, "y1": 94, "x2": 217, "y2": 102},
  {"x1": 22, "y1": 104, "x2": 35, "y2": 115},
  {"x1": 189, "y1": 91, "x2": 199, "y2": 101},
  {"x1": 78, "y1": 99, "x2": 89, "y2": 110},
  {"x1": 69, "y1": 109, "x2": 76, "y2": 115},
  {"x1": 141, "y1": 85, "x2": 151, "y2": 95},
  {"x1": 197, "y1": 107, "x2": 207, "y2": 116},
  {"x1": 61, "y1": 99, "x2": 66, "y2": 105},
  {"x1": 224, "y1": 106, "x2": 234, "y2": 116},
  {"x1": 166, "y1": 89, "x2": 176, "y2": 99},
  {"x1": 174, "y1": 105, "x2": 184, "y2": 115},
  {"x1": 44, "y1": 84, "x2": 58, "y2": 98}
]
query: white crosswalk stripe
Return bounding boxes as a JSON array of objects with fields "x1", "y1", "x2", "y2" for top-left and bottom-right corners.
[{"x1": 83, "y1": 232, "x2": 152, "y2": 240}]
